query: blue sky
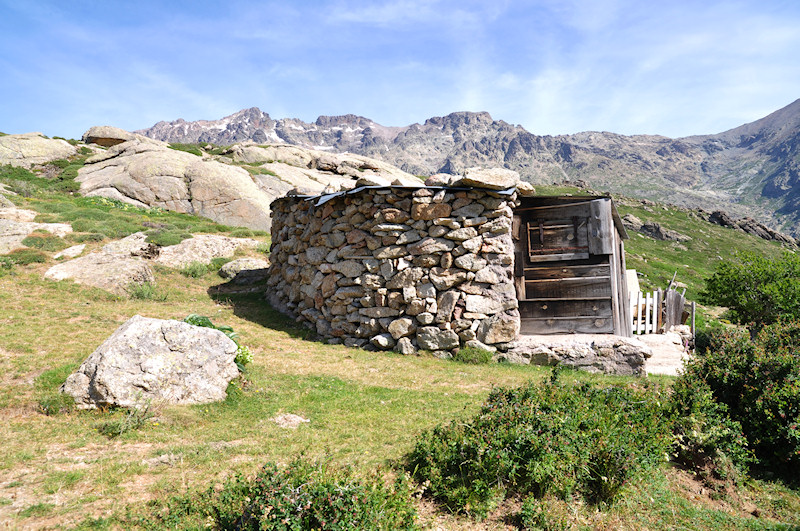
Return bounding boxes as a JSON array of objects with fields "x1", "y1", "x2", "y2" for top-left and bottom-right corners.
[{"x1": 1, "y1": 0, "x2": 798, "y2": 140}]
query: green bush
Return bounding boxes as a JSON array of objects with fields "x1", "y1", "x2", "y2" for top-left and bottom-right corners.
[
  {"x1": 136, "y1": 458, "x2": 417, "y2": 530},
  {"x1": 669, "y1": 372, "x2": 751, "y2": 482},
  {"x1": 701, "y1": 251, "x2": 800, "y2": 326},
  {"x1": 680, "y1": 321, "x2": 800, "y2": 480},
  {"x1": 453, "y1": 346, "x2": 494, "y2": 364},
  {"x1": 406, "y1": 375, "x2": 671, "y2": 517}
]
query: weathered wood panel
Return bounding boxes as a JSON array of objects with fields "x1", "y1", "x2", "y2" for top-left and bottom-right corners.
[
  {"x1": 519, "y1": 299, "x2": 612, "y2": 319},
  {"x1": 520, "y1": 316, "x2": 614, "y2": 334},
  {"x1": 523, "y1": 277, "x2": 612, "y2": 300},
  {"x1": 523, "y1": 263, "x2": 610, "y2": 280},
  {"x1": 588, "y1": 198, "x2": 614, "y2": 255}
]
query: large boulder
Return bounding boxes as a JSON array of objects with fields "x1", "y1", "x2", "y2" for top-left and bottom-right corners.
[
  {"x1": 44, "y1": 251, "x2": 154, "y2": 296},
  {"x1": 82, "y1": 125, "x2": 139, "y2": 147},
  {"x1": 76, "y1": 136, "x2": 274, "y2": 230},
  {"x1": 61, "y1": 315, "x2": 239, "y2": 409},
  {"x1": 154, "y1": 234, "x2": 260, "y2": 268},
  {"x1": 0, "y1": 133, "x2": 77, "y2": 168},
  {"x1": 453, "y1": 167, "x2": 520, "y2": 190}
]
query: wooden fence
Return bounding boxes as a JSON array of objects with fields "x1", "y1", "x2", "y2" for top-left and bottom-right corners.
[{"x1": 630, "y1": 288, "x2": 695, "y2": 335}]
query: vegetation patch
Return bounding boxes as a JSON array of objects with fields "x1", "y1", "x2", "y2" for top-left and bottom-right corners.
[
  {"x1": 34, "y1": 363, "x2": 78, "y2": 415},
  {"x1": 167, "y1": 143, "x2": 203, "y2": 156},
  {"x1": 21, "y1": 230, "x2": 68, "y2": 252},
  {"x1": 1, "y1": 248, "x2": 47, "y2": 265},
  {"x1": 678, "y1": 321, "x2": 800, "y2": 481},
  {"x1": 452, "y1": 345, "x2": 494, "y2": 365},
  {"x1": 127, "y1": 281, "x2": 168, "y2": 301},
  {"x1": 407, "y1": 371, "x2": 671, "y2": 517},
  {"x1": 136, "y1": 458, "x2": 417, "y2": 529}
]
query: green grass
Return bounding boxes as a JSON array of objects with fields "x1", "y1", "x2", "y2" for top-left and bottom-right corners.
[{"x1": 167, "y1": 143, "x2": 203, "y2": 156}]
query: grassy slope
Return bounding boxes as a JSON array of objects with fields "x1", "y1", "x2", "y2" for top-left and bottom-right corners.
[{"x1": 0, "y1": 178, "x2": 798, "y2": 527}]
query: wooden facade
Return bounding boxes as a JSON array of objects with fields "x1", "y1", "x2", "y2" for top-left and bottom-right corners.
[{"x1": 513, "y1": 197, "x2": 632, "y2": 336}]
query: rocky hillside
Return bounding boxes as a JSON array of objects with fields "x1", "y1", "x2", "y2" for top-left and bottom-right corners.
[{"x1": 137, "y1": 99, "x2": 800, "y2": 235}]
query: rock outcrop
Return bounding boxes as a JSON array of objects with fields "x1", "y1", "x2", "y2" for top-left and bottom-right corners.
[
  {"x1": 0, "y1": 133, "x2": 77, "y2": 168},
  {"x1": 76, "y1": 136, "x2": 275, "y2": 230},
  {"x1": 0, "y1": 209, "x2": 72, "y2": 253},
  {"x1": 154, "y1": 234, "x2": 259, "y2": 268},
  {"x1": 44, "y1": 249, "x2": 154, "y2": 296},
  {"x1": 61, "y1": 315, "x2": 239, "y2": 409}
]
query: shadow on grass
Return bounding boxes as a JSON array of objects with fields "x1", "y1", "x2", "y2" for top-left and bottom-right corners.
[{"x1": 207, "y1": 284, "x2": 315, "y2": 341}]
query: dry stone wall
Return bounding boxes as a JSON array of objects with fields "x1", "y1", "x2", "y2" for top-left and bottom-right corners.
[{"x1": 267, "y1": 186, "x2": 520, "y2": 356}]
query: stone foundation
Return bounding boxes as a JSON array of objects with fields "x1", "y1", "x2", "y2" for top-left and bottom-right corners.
[
  {"x1": 499, "y1": 334, "x2": 653, "y2": 376},
  {"x1": 266, "y1": 186, "x2": 519, "y2": 355}
]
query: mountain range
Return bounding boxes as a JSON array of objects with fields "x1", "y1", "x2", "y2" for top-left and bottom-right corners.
[{"x1": 137, "y1": 99, "x2": 800, "y2": 235}]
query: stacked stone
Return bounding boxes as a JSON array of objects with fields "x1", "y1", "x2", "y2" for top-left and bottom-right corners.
[{"x1": 267, "y1": 187, "x2": 520, "y2": 357}]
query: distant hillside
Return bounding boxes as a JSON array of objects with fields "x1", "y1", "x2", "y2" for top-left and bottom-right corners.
[{"x1": 137, "y1": 99, "x2": 800, "y2": 235}]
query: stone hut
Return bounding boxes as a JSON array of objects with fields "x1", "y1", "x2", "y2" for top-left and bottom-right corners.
[{"x1": 266, "y1": 184, "x2": 646, "y2": 373}]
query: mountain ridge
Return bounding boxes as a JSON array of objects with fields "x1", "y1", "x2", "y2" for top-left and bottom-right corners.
[{"x1": 136, "y1": 99, "x2": 800, "y2": 234}]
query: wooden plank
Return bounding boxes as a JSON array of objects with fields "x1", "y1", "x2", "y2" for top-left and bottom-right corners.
[
  {"x1": 645, "y1": 292, "x2": 652, "y2": 334},
  {"x1": 515, "y1": 203, "x2": 596, "y2": 218},
  {"x1": 523, "y1": 263, "x2": 610, "y2": 279},
  {"x1": 512, "y1": 215, "x2": 521, "y2": 240},
  {"x1": 588, "y1": 198, "x2": 614, "y2": 255},
  {"x1": 524, "y1": 277, "x2": 612, "y2": 299},
  {"x1": 635, "y1": 291, "x2": 643, "y2": 334},
  {"x1": 514, "y1": 274, "x2": 526, "y2": 300},
  {"x1": 609, "y1": 250, "x2": 621, "y2": 335},
  {"x1": 527, "y1": 252, "x2": 590, "y2": 263},
  {"x1": 520, "y1": 316, "x2": 614, "y2": 335},
  {"x1": 519, "y1": 299, "x2": 612, "y2": 319}
]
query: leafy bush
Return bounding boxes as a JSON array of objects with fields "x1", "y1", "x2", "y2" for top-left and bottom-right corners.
[
  {"x1": 679, "y1": 321, "x2": 800, "y2": 480},
  {"x1": 136, "y1": 458, "x2": 418, "y2": 530},
  {"x1": 669, "y1": 372, "x2": 751, "y2": 482},
  {"x1": 183, "y1": 314, "x2": 252, "y2": 370},
  {"x1": 518, "y1": 496, "x2": 571, "y2": 531},
  {"x1": 406, "y1": 375, "x2": 671, "y2": 517},
  {"x1": 453, "y1": 345, "x2": 494, "y2": 364},
  {"x1": 701, "y1": 251, "x2": 800, "y2": 326}
]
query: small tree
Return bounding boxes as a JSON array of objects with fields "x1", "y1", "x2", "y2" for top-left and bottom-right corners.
[{"x1": 701, "y1": 251, "x2": 800, "y2": 326}]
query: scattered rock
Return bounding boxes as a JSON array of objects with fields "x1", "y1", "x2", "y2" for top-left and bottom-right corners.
[
  {"x1": 218, "y1": 257, "x2": 270, "y2": 284},
  {"x1": 0, "y1": 218, "x2": 72, "y2": 253},
  {"x1": 154, "y1": 235, "x2": 259, "y2": 268},
  {"x1": 54, "y1": 244, "x2": 86, "y2": 259},
  {"x1": 453, "y1": 167, "x2": 520, "y2": 189},
  {"x1": 44, "y1": 251, "x2": 154, "y2": 296},
  {"x1": 639, "y1": 221, "x2": 691, "y2": 242},
  {"x1": 271, "y1": 413, "x2": 310, "y2": 429},
  {"x1": 61, "y1": 315, "x2": 239, "y2": 409}
]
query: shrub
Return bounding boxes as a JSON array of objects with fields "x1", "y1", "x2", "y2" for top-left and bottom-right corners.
[
  {"x1": 701, "y1": 251, "x2": 800, "y2": 326},
  {"x1": 406, "y1": 375, "x2": 671, "y2": 517},
  {"x1": 138, "y1": 458, "x2": 418, "y2": 529},
  {"x1": 183, "y1": 314, "x2": 252, "y2": 370},
  {"x1": 453, "y1": 345, "x2": 494, "y2": 364},
  {"x1": 679, "y1": 321, "x2": 800, "y2": 480},
  {"x1": 669, "y1": 372, "x2": 751, "y2": 482}
]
